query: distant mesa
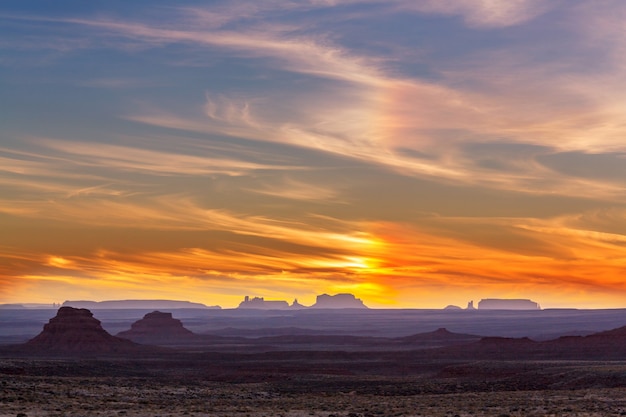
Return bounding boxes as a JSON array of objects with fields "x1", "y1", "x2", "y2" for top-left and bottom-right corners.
[
  {"x1": 443, "y1": 301, "x2": 476, "y2": 310},
  {"x1": 117, "y1": 311, "x2": 196, "y2": 345},
  {"x1": 23, "y1": 307, "x2": 146, "y2": 355},
  {"x1": 445, "y1": 299, "x2": 539, "y2": 311},
  {"x1": 62, "y1": 299, "x2": 220, "y2": 310},
  {"x1": 478, "y1": 298, "x2": 541, "y2": 310},
  {"x1": 236, "y1": 293, "x2": 367, "y2": 309},
  {"x1": 311, "y1": 293, "x2": 367, "y2": 309},
  {"x1": 0, "y1": 303, "x2": 25, "y2": 309},
  {"x1": 238, "y1": 296, "x2": 290, "y2": 310}
]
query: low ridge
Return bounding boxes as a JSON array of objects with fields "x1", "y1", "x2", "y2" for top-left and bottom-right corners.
[{"x1": 399, "y1": 328, "x2": 481, "y2": 344}]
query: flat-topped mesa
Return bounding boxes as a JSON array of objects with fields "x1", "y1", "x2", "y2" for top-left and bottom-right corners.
[
  {"x1": 478, "y1": 299, "x2": 541, "y2": 310},
  {"x1": 117, "y1": 311, "x2": 196, "y2": 345},
  {"x1": 25, "y1": 306, "x2": 141, "y2": 355},
  {"x1": 312, "y1": 293, "x2": 368, "y2": 309},
  {"x1": 62, "y1": 299, "x2": 219, "y2": 309}
]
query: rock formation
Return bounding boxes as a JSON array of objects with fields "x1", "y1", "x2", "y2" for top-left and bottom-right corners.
[
  {"x1": 237, "y1": 296, "x2": 290, "y2": 309},
  {"x1": 478, "y1": 299, "x2": 540, "y2": 310},
  {"x1": 24, "y1": 307, "x2": 142, "y2": 355},
  {"x1": 235, "y1": 293, "x2": 368, "y2": 309},
  {"x1": 290, "y1": 299, "x2": 307, "y2": 309},
  {"x1": 311, "y1": 293, "x2": 367, "y2": 309},
  {"x1": 117, "y1": 311, "x2": 196, "y2": 345},
  {"x1": 62, "y1": 299, "x2": 220, "y2": 309}
]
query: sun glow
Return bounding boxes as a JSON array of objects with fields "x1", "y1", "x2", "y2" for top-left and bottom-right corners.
[{"x1": 47, "y1": 256, "x2": 73, "y2": 268}]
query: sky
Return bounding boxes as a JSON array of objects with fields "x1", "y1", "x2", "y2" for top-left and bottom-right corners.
[{"x1": 2, "y1": 1, "x2": 626, "y2": 309}]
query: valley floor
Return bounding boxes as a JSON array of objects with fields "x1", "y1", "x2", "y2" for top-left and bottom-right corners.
[{"x1": 3, "y1": 358, "x2": 626, "y2": 417}]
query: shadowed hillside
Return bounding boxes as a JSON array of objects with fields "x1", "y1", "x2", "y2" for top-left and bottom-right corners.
[{"x1": 19, "y1": 307, "x2": 159, "y2": 356}]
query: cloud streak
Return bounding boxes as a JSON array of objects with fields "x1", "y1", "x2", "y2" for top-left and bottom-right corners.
[
  {"x1": 401, "y1": 0, "x2": 555, "y2": 28},
  {"x1": 67, "y1": 3, "x2": 623, "y2": 198}
]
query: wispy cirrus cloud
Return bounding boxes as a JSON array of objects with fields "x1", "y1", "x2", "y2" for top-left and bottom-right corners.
[
  {"x1": 59, "y1": 2, "x2": 622, "y2": 198},
  {"x1": 10, "y1": 2, "x2": 626, "y2": 195},
  {"x1": 39, "y1": 138, "x2": 297, "y2": 176},
  {"x1": 246, "y1": 176, "x2": 342, "y2": 203},
  {"x1": 59, "y1": 15, "x2": 388, "y2": 87},
  {"x1": 400, "y1": 0, "x2": 557, "y2": 28}
]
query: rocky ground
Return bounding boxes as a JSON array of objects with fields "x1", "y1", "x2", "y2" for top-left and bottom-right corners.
[
  {"x1": 4, "y1": 375, "x2": 626, "y2": 417},
  {"x1": 3, "y1": 359, "x2": 626, "y2": 417}
]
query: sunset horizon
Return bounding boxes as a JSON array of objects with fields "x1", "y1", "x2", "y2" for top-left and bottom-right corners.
[
  {"x1": 3, "y1": 1, "x2": 626, "y2": 310},
  {"x1": 7, "y1": 294, "x2": 549, "y2": 311}
]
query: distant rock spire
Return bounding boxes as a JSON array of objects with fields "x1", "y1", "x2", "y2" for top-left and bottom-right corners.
[{"x1": 290, "y1": 298, "x2": 306, "y2": 309}]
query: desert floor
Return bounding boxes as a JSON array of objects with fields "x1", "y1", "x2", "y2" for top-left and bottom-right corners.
[{"x1": 4, "y1": 359, "x2": 626, "y2": 417}]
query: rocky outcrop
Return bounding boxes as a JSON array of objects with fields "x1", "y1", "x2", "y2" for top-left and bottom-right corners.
[
  {"x1": 117, "y1": 311, "x2": 196, "y2": 345},
  {"x1": 24, "y1": 307, "x2": 143, "y2": 355},
  {"x1": 290, "y1": 299, "x2": 307, "y2": 309},
  {"x1": 311, "y1": 293, "x2": 367, "y2": 309},
  {"x1": 238, "y1": 296, "x2": 290, "y2": 310},
  {"x1": 478, "y1": 299, "x2": 540, "y2": 310},
  {"x1": 235, "y1": 293, "x2": 369, "y2": 309}
]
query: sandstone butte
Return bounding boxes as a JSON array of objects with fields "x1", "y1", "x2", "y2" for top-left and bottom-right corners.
[{"x1": 24, "y1": 306, "x2": 147, "y2": 355}]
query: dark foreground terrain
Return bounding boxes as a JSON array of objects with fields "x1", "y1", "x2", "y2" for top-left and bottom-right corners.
[
  {"x1": 5, "y1": 307, "x2": 626, "y2": 416},
  {"x1": 3, "y1": 356, "x2": 626, "y2": 416}
]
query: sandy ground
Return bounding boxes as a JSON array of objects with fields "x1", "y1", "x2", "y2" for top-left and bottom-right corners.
[{"x1": 4, "y1": 374, "x2": 626, "y2": 417}]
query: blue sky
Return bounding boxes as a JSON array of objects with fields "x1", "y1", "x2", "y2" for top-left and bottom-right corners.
[{"x1": 2, "y1": 1, "x2": 626, "y2": 308}]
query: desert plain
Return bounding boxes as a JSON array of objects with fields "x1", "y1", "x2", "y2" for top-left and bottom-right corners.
[
  {"x1": 4, "y1": 307, "x2": 626, "y2": 416},
  {"x1": 4, "y1": 358, "x2": 626, "y2": 417}
]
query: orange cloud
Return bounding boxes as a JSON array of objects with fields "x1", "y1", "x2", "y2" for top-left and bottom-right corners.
[{"x1": 4, "y1": 210, "x2": 626, "y2": 308}]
